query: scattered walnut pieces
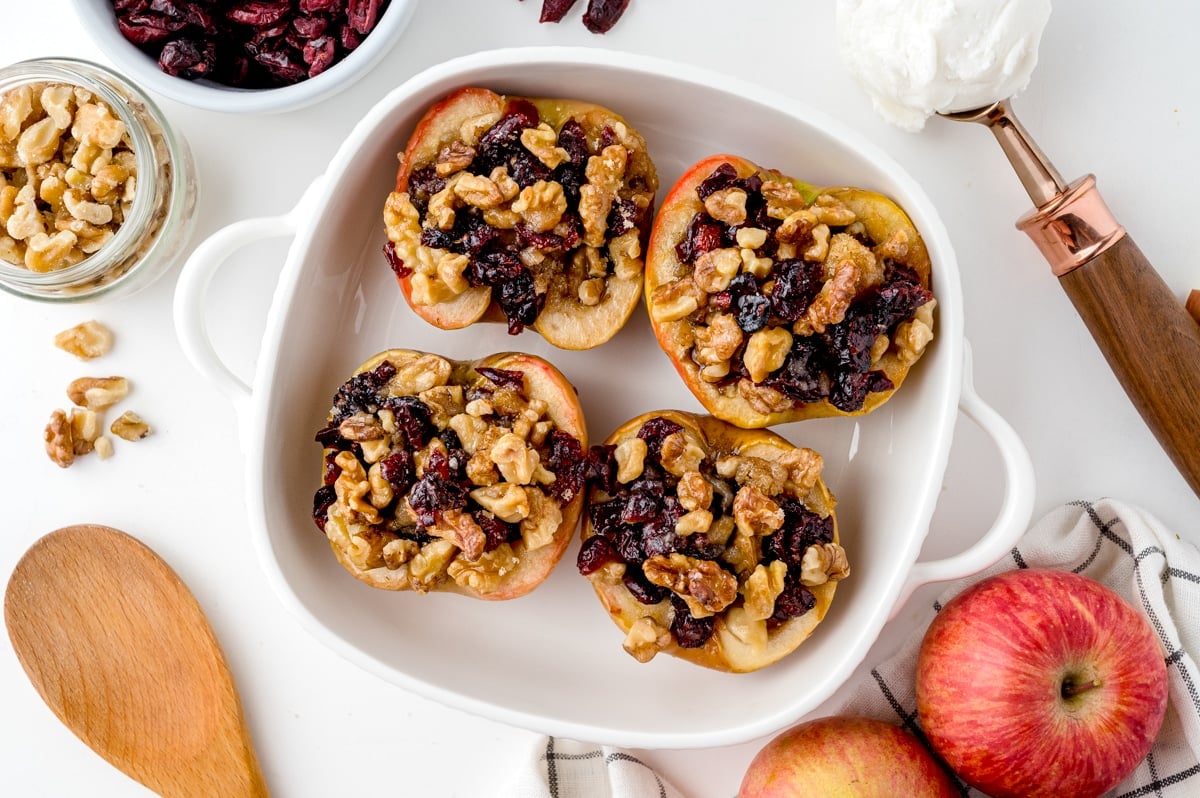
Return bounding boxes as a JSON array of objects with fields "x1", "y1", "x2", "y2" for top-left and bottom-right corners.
[
  {"x1": 41, "y1": 322, "x2": 151, "y2": 468},
  {"x1": 53, "y1": 319, "x2": 113, "y2": 359}
]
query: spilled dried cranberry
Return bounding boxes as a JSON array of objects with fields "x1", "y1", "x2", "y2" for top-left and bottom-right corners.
[
  {"x1": 109, "y1": 0, "x2": 391, "y2": 88},
  {"x1": 524, "y1": 0, "x2": 631, "y2": 32}
]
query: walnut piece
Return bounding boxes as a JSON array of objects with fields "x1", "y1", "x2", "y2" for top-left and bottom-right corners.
[
  {"x1": 614, "y1": 436, "x2": 647, "y2": 484},
  {"x1": 743, "y1": 560, "x2": 788, "y2": 621},
  {"x1": 44, "y1": 409, "x2": 74, "y2": 468},
  {"x1": 623, "y1": 616, "x2": 672, "y2": 663},
  {"x1": 732, "y1": 484, "x2": 785, "y2": 538},
  {"x1": 66, "y1": 375, "x2": 129, "y2": 410},
  {"x1": 109, "y1": 410, "x2": 151, "y2": 441},
  {"x1": 800, "y1": 542, "x2": 850, "y2": 585},
  {"x1": 53, "y1": 319, "x2": 113, "y2": 359},
  {"x1": 427, "y1": 509, "x2": 487, "y2": 561},
  {"x1": 643, "y1": 553, "x2": 738, "y2": 618}
]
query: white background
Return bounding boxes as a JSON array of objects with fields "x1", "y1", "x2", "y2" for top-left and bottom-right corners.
[{"x1": 3, "y1": 1, "x2": 1198, "y2": 796}]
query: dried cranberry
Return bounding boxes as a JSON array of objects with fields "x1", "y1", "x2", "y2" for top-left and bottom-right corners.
[
  {"x1": 829, "y1": 369, "x2": 893, "y2": 412},
  {"x1": 292, "y1": 14, "x2": 327, "y2": 38},
  {"x1": 340, "y1": 22, "x2": 363, "y2": 51},
  {"x1": 382, "y1": 241, "x2": 411, "y2": 278},
  {"x1": 303, "y1": 35, "x2": 337, "y2": 77},
  {"x1": 544, "y1": 430, "x2": 587, "y2": 503},
  {"x1": 300, "y1": 0, "x2": 339, "y2": 12},
  {"x1": 695, "y1": 162, "x2": 739, "y2": 201},
  {"x1": 226, "y1": 1, "x2": 291, "y2": 27},
  {"x1": 346, "y1": 0, "x2": 383, "y2": 34},
  {"x1": 768, "y1": 579, "x2": 816, "y2": 629},
  {"x1": 538, "y1": 0, "x2": 580, "y2": 22},
  {"x1": 676, "y1": 212, "x2": 724, "y2": 263},
  {"x1": 469, "y1": 247, "x2": 522, "y2": 286},
  {"x1": 766, "y1": 338, "x2": 828, "y2": 403},
  {"x1": 636, "y1": 416, "x2": 683, "y2": 459},
  {"x1": 408, "y1": 473, "x2": 468, "y2": 528},
  {"x1": 620, "y1": 489, "x2": 660, "y2": 524},
  {"x1": 623, "y1": 567, "x2": 669, "y2": 604},
  {"x1": 508, "y1": 148, "x2": 554, "y2": 188},
  {"x1": 475, "y1": 366, "x2": 526, "y2": 392},
  {"x1": 383, "y1": 395, "x2": 434, "y2": 449},
  {"x1": 736, "y1": 293, "x2": 771, "y2": 334},
  {"x1": 379, "y1": 450, "x2": 416, "y2": 496},
  {"x1": 322, "y1": 451, "x2": 342, "y2": 486},
  {"x1": 584, "y1": 444, "x2": 617, "y2": 495},
  {"x1": 312, "y1": 485, "x2": 336, "y2": 531},
  {"x1": 607, "y1": 198, "x2": 639, "y2": 237},
  {"x1": 496, "y1": 270, "x2": 544, "y2": 335},
  {"x1": 577, "y1": 534, "x2": 619, "y2": 575},
  {"x1": 331, "y1": 361, "x2": 395, "y2": 422},
  {"x1": 406, "y1": 166, "x2": 446, "y2": 207},
  {"x1": 475, "y1": 511, "x2": 518, "y2": 551},
  {"x1": 514, "y1": 222, "x2": 567, "y2": 251},
  {"x1": 587, "y1": 497, "x2": 626, "y2": 539},
  {"x1": 769, "y1": 259, "x2": 824, "y2": 322},
  {"x1": 117, "y1": 15, "x2": 179, "y2": 45},
  {"x1": 763, "y1": 501, "x2": 833, "y2": 569},
  {"x1": 670, "y1": 595, "x2": 715, "y2": 647},
  {"x1": 158, "y1": 38, "x2": 217, "y2": 79}
]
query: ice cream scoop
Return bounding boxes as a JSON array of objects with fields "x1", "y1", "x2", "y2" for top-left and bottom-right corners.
[
  {"x1": 836, "y1": 0, "x2": 1051, "y2": 130},
  {"x1": 837, "y1": 1, "x2": 1200, "y2": 498}
]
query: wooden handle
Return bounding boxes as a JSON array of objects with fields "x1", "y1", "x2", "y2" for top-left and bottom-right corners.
[{"x1": 1059, "y1": 235, "x2": 1200, "y2": 497}]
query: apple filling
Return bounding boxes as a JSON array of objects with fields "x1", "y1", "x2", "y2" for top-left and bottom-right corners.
[
  {"x1": 577, "y1": 411, "x2": 846, "y2": 671},
  {"x1": 646, "y1": 157, "x2": 936, "y2": 425},
  {"x1": 383, "y1": 91, "x2": 658, "y2": 349},
  {"x1": 312, "y1": 351, "x2": 590, "y2": 598}
]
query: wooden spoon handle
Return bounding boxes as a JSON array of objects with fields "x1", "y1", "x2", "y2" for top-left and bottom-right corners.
[{"x1": 1058, "y1": 235, "x2": 1200, "y2": 496}]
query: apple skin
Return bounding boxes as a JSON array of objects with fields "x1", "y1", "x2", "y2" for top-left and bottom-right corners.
[
  {"x1": 737, "y1": 715, "x2": 959, "y2": 798},
  {"x1": 916, "y1": 568, "x2": 1168, "y2": 798}
]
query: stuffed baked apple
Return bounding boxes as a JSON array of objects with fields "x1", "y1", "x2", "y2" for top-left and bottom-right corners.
[
  {"x1": 311, "y1": 349, "x2": 589, "y2": 600},
  {"x1": 382, "y1": 87, "x2": 659, "y2": 349},
  {"x1": 645, "y1": 154, "x2": 936, "y2": 428},
  {"x1": 577, "y1": 410, "x2": 846, "y2": 672}
]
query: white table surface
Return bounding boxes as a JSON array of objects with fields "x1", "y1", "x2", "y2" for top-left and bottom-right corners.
[{"x1": 4, "y1": 1, "x2": 1198, "y2": 796}]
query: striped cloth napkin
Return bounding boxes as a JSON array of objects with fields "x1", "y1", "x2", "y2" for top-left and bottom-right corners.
[{"x1": 507, "y1": 499, "x2": 1200, "y2": 797}]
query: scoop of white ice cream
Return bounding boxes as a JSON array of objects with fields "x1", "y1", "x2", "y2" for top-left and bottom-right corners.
[{"x1": 836, "y1": 0, "x2": 1051, "y2": 131}]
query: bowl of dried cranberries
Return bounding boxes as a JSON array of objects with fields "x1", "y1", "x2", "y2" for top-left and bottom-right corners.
[{"x1": 69, "y1": 0, "x2": 419, "y2": 114}]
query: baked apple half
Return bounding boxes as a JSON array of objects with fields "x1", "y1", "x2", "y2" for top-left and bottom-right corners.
[
  {"x1": 311, "y1": 349, "x2": 589, "y2": 600},
  {"x1": 577, "y1": 410, "x2": 846, "y2": 672},
  {"x1": 382, "y1": 87, "x2": 659, "y2": 349},
  {"x1": 645, "y1": 154, "x2": 937, "y2": 427}
]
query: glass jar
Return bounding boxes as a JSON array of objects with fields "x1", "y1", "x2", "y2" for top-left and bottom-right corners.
[{"x1": 0, "y1": 58, "x2": 197, "y2": 302}]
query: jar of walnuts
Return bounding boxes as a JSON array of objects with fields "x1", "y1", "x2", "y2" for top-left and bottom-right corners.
[{"x1": 0, "y1": 58, "x2": 196, "y2": 302}]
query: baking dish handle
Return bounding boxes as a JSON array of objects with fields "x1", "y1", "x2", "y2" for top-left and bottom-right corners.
[
  {"x1": 173, "y1": 177, "x2": 326, "y2": 420},
  {"x1": 893, "y1": 342, "x2": 1036, "y2": 612}
]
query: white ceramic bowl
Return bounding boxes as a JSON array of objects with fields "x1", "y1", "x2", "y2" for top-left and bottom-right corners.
[
  {"x1": 68, "y1": 0, "x2": 419, "y2": 114},
  {"x1": 175, "y1": 47, "x2": 1034, "y2": 748}
]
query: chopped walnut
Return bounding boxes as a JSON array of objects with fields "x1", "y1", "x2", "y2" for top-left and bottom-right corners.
[
  {"x1": 367, "y1": 461, "x2": 393, "y2": 509},
  {"x1": 614, "y1": 436, "x2": 647, "y2": 484},
  {"x1": 44, "y1": 409, "x2": 74, "y2": 468},
  {"x1": 511, "y1": 179, "x2": 567, "y2": 233},
  {"x1": 649, "y1": 278, "x2": 703, "y2": 323},
  {"x1": 578, "y1": 144, "x2": 628, "y2": 247},
  {"x1": 93, "y1": 436, "x2": 114, "y2": 460},
  {"x1": 435, "y1": 140, "x2": 476, "y2": 177},
  {"x1": 386, "y1": 354, "x2": 451, "y2": 395},
  {"x1": 743, "y1": 560, "x2": 789, "y2": 621},
  {"x1": 644, "y1": 553, "x2": 739, "y2": 618},
  {"x1": 453, "y1": 172, "x2": 506, "y2": 210},
  {"x1": 722, "y1": 530, "x2": 762, "y2": 578},
  {"x1": 735, "y1": 227, "x2": 768, "y2": 250},
  {"x1": 740, "y1": 248, "x2": 773, "y2": 278},
  {"x1": 703, "y1": 187, "x2": 747, "y2": 226},
  {"x1": 800, "y1": 542, "x2": 850, "y2": 585},
  {"x1": 658, "y1": 431, "x2": 705, "y2": 477},
  {"x1": 793, "y1": 257, "x2": 860, "y2": 336},
  {"x1": 776, "y1": 208, "x2": 817, "y2": 244},
  {"x1": 623, "y1": 616, "x2": 672, "y2": 663},
  {"x1": 706, "y1": 515, "x2": 736, "y2": 547},
  {"x1": 718, "y1": 455, "x2": 788, "y2": 497},
  {"x1": 382, "y1": 538, "x2": 420, "y2": 570},
  {"x1": 675, "y1": 508, "x2": 713, "y2": 536},
  {"x1": 743, "y1": 327, "x2": 792, "y2": 383},
  {"x1": 732, "y1": 484, "x2": 785, "y2": 538},
  {"x1": 427, "y1": 509, "x2": 487, "y2": 561},
  {"x1": 470, "y1": 482, "x2": 530, "y2": 523},
  {"x1": 418, "y1": 385, "x2": 466, "y2": 429},
  {"x1": 109, "y1": 411, "x2": 151, "y2": 441},
  {"x1": 778, "y1": 447, "x2": 824, "y2": 496},
  {"x1": 608, "y1": 230, "x2": 643, "y2": 280},
  {"x1": 490, "y1": 432, "x2": 540, "y2": 485},
  {"x1": 693, "y1": 313, "x2": 743, "y2": 365},
  {"x1": 448, "y1": 542, "x2": 521, "y2": 594},
  {"x1": 458, "y1": 112, "x2": 501, "y2": 146},
  {"x1": 69, "y1": 407, "x2": 101, "y2": 455},
  {"x1": 676, "y1": 470, "x2": 713, "y2": 512},
  {"x1": 436, "y1": 252, "x2": 470, "y2": 295},
  {"x1": 520, "y1": 123, "x2": 570, "y2": 169},
  {"x1": 578, "y1": 277, "x2": 605, "y2": 306},
  {"x1": 895, "y1": 299, "x2": 936, "y2": 365},
  {"x1": 407, "y1": 539, "x2": 457, "y2": 592},
  {"x1": 737, "y1": 377, "x2": 794, "y2": 415},
  {"x1": 334, "y1": 450, "x2": 380, "y2": 525},
  {"x1": 338, "y1": 412, "x2": 385, "y2": 441},
  {"x1": 811, "y1": 194, "x2": 857, "y2": 226},
  {"x1": 692, "y1": 247, "x2": 741, "y2": 293},
  {"x1": 761, "y1": 179, "x2": 807, "y2": 219},
  {"x1": 53, "y1": 320, "x2": 112, "y2": 359},
  {"x1": 519, "y1": 487, "x2": 562, "y2": 550}
]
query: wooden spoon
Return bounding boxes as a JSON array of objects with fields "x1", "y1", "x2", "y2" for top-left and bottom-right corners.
[{"x1": 4, "y1": 524, "x2": 268, "y2": 797}]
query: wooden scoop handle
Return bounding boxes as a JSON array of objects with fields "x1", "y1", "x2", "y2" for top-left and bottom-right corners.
[{"x1": 1058, "y1": 235, "x2": 1200, "y2": 497}]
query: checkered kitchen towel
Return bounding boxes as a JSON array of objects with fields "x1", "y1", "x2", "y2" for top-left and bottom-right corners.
[
  {"x1": 844, "y1": 498, "x2": 1200, "y2": 797},
  {"x1": 507, "y1": 499, "x2": 1200, "y2": 797}
]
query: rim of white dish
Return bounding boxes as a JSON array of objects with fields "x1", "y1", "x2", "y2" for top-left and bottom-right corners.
[{"x1": 66, "y1": 0, "x2": 420, "y2": 114}]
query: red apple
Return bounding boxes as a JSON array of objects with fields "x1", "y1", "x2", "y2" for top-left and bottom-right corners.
[
  {"x1": 916, "y1": 568, "x2": 1168, "y2": 798},
  {"x1": 738, "y1": 715, "x2": 959, "y2": 797}
]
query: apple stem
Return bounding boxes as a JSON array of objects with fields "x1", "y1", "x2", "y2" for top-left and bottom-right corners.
[{"x1": 1061, "y1": 677, "x2": 1103, "y2": 698}]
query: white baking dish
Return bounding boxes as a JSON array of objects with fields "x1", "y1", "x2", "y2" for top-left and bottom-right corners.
[{"x1": 174, "y1": 47, "x2": 1034, "y2": 749}]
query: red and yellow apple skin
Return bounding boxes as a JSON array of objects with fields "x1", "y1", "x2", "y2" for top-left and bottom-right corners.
[
  {"x1": 737, "y1": 715, "x2": 959, "y2": 798},
  {"x1": 916, "y1": 568, "x2": 1169, "y2": 798}
]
